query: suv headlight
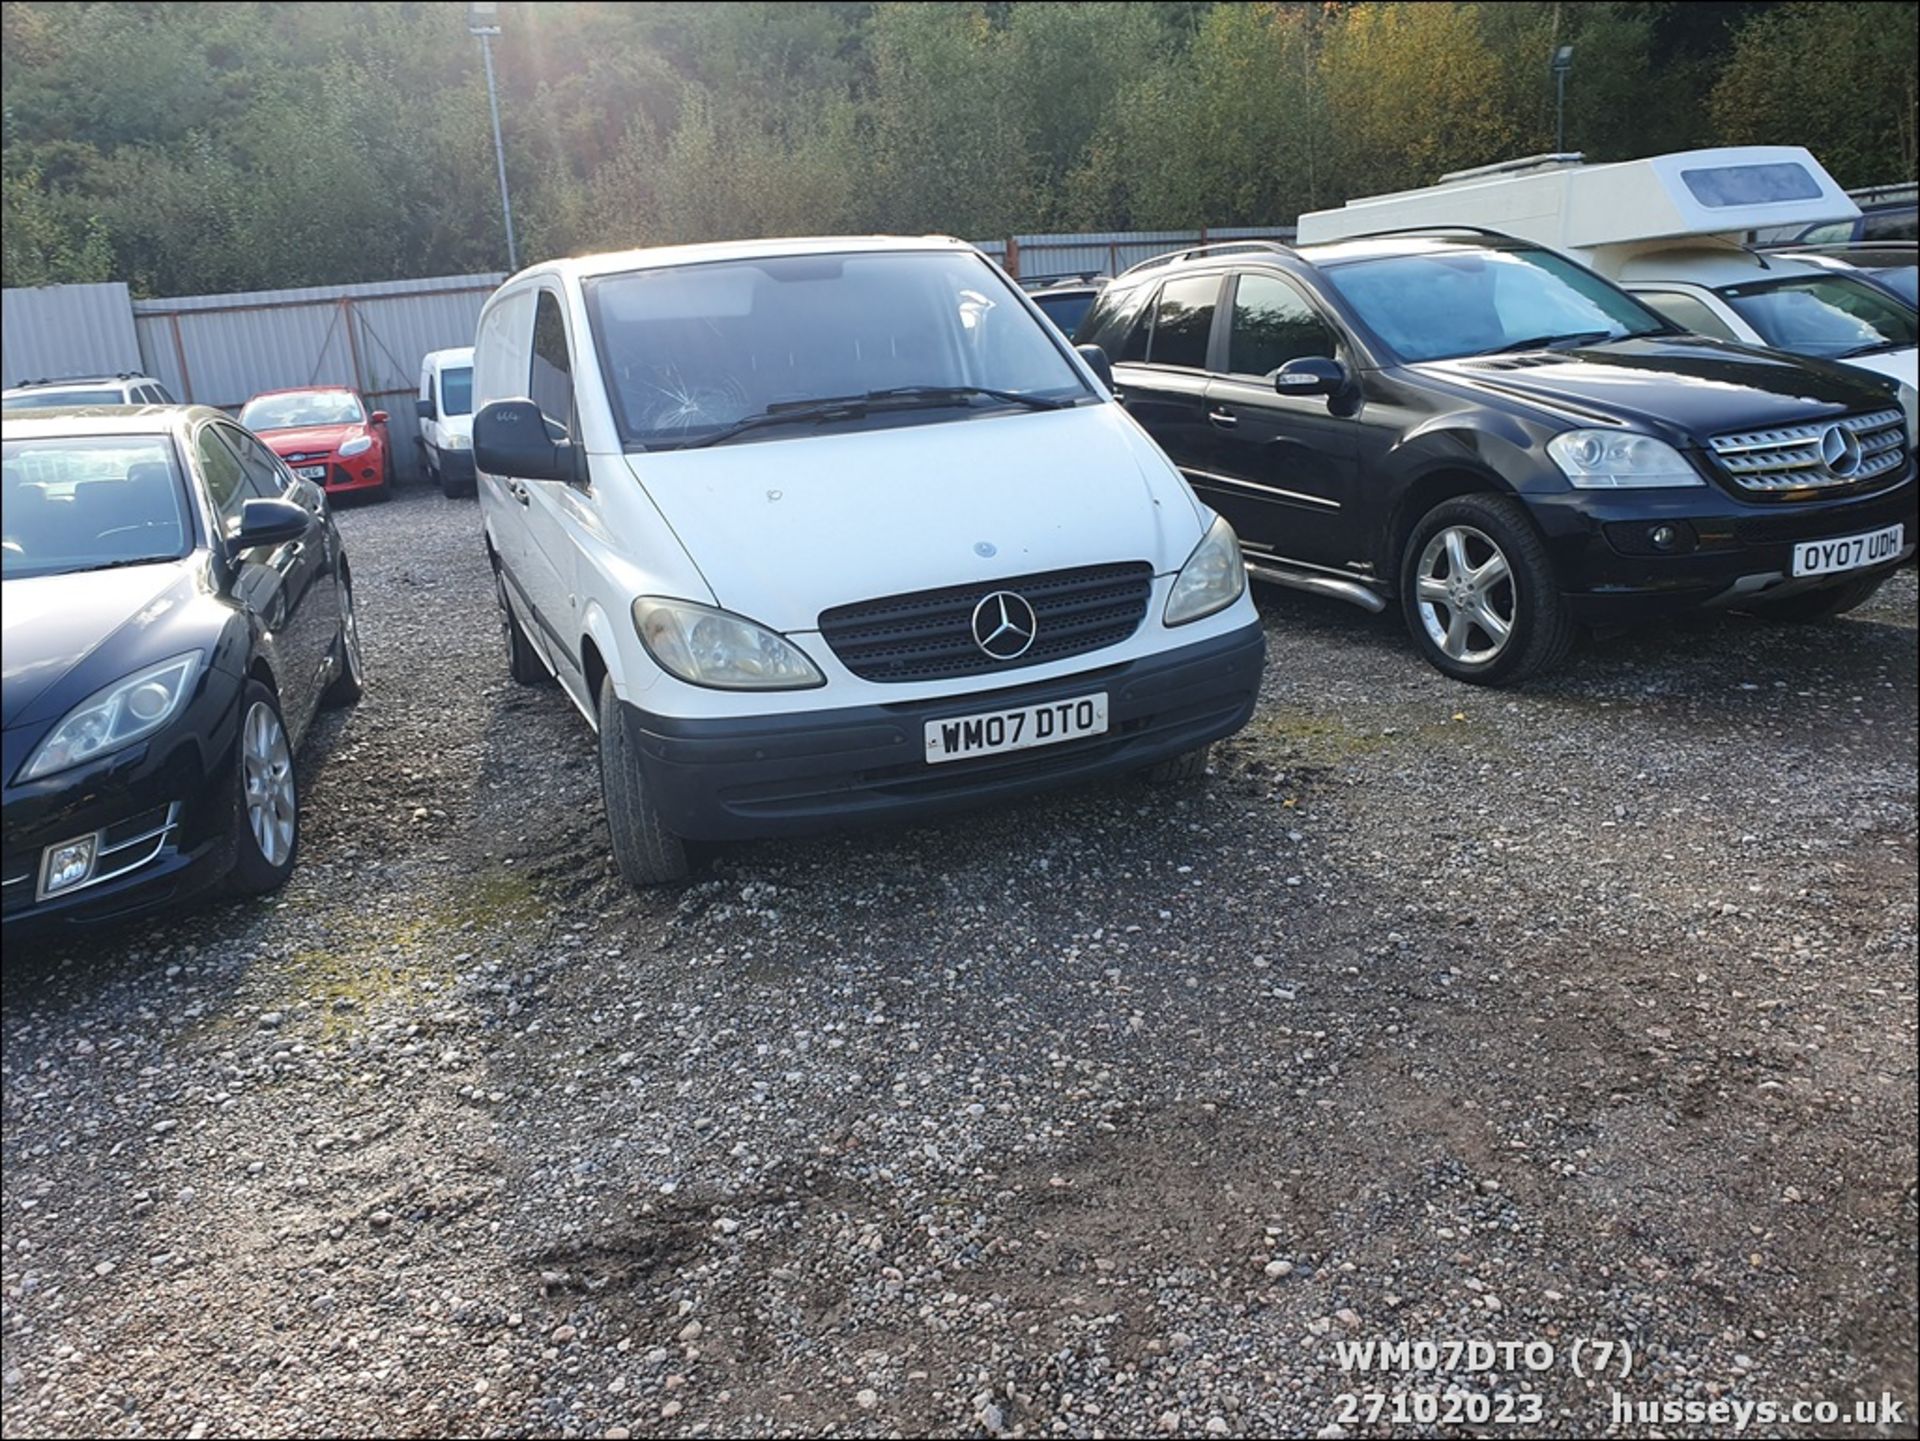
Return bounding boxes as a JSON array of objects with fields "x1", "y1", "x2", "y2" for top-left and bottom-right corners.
[
  {"x1": 1548, "y1": 429, "x2": 1702, "y2": 488},
  {"x1": 632, "y1": 598, "x2": 824, "y2": 690},
  {"x1": 1165, "y1": 514, "x2": 1247, "y2": 626},
  {"x1": 1897, "y1": 382, "x2": 1917, "y2": 445},
  {"x1": 338, "y1": 434, "x2": 374, "y2": 458},
  {"x1": 19, "y1": 653, "x2": 201, "y2": 781}
]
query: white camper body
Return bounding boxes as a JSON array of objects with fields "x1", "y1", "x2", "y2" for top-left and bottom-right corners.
[{"x1": 1298, "y1": 147, "x2": 1914, "y2": 411}]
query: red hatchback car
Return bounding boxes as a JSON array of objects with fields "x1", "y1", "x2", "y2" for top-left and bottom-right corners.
[{"x1": 237, "y1": 387, "x2": 392, "y2": 499}]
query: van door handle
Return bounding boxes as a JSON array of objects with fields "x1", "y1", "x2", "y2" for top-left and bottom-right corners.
[
  {"x1": 509, "y1": 481, "x2": 531, "y2": 506},
  {"x1": 1208, "y1": 407, "x2": 1238, "y2": 428}
]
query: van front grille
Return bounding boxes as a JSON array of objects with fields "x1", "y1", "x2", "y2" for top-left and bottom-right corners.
[
  {"x1": 1707, "y1": 408, "x2": 1905, "y2": 494},
  {"x1": 819, "y1": 562, "x2": 1155, "y2": 683}
]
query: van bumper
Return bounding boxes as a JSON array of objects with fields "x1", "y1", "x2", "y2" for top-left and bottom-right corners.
[{"x1": 622, "y1": 622, "x2": 1266, "y2": 841}]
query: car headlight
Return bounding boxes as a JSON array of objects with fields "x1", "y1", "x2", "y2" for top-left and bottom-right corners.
[
  {"x1": 338, "y1": 434, "x2": 373, "y2": 458},
  {"x1": 1547, "y1": 429, "x2": 1702, "y2": 488},
  {"x1": 631, "y1": 598, "x2": 824, "y2": 690},
  {"x1": 1165, "y1": 514, "x2": 1247, "y2": 626},
  {"x1": 19, "y1": 653, "x2": 201, "y2": 782}
]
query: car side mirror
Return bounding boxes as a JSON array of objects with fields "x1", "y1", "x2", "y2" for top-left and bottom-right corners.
[
  {"x1": 227, "y1": 497, "x2": 309, "y2": 557},
  {"x1": 1076, "y1": 344, "x2": 1114, "y2": 391},
  {"x1": 1275, "y1": 357, "x2": 1349, "y2": 398},
  {"x1": 474, "y1": 398, "x2": 572, "y2": 482},
  {"x1": 415, "y1": 397, "x2": 436, "y2": 421},
  {"x1": 369, "y1": 410, "x2": 390, "y2": 425}
]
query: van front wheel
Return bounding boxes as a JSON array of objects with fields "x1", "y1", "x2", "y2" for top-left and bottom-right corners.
[{"x1": 597, "y1": 676, "x2": 691, "y2": 888}]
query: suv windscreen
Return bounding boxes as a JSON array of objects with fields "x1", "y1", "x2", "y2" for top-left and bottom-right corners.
[
  {"x1": 585, "y1": 251, "x2": 1091, "y2": 448},
  {"x1": 1321, "y1": 244, "x2": 1667, "y2": 363},
  {"x1": 2, "y1": 435, "x2": 192, "y2": 578},
  {"x1": 439, "y1": 366, "x2": 474, "y2": 417},
  {"x1": 3, "y1": 388, "x2": 124, "y2": 410},
  {"x1": 1717, "y1": 274, "x2": 1917, "y2": 358}
]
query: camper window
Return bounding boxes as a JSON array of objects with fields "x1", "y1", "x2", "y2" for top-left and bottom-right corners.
[{"x1": 1679, "y1": 162, "x2": 1822, "y2": 209}]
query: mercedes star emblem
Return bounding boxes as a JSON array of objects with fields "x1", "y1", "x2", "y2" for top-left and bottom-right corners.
[
  {"x1": 1819, "y1": 423, "x2": 1863, "y2": 478},
  {"x1": 970, "y1": 590, "x2": 1038, "y2": 660}
]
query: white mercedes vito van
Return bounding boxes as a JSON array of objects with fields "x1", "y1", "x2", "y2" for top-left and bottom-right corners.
[{"x1": 472, "y1": 236, "x2": 1265, "y2": 886}]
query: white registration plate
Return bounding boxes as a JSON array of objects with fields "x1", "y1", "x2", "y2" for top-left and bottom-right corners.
[
  {"x1": 294, "y1": 464, "x2": 327, "y2": 481},
  {"x1": 925, "y1": 693, "x2": 1108, "y2": 764},
  {"x1": 1792, "y1": 523, "x2": 1904, "y2": 577}
]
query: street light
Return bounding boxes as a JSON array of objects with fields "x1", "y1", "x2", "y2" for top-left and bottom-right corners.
[
  {"x1": 468, "y1": 1, "x2": 518, "y2": 272},
  {"x1": 1551, "y1": 45, "x2": 1576, "y2": 156}
]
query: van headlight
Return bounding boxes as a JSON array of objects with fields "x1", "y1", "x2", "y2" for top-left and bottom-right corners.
[
  {"x1": 1548, "y1": 429, "x2": 1702, "y2": 488},
  {"x1": 1164, "y1": 514, "x2": 1247, "y2": 626},
  {"x1": 19, "y1": 653, "x2": 201, "y2": 781},
  {"x1": 338, "y1": 434, "x2": 374, "y2": 458},
  {"x1": 446, "y1": 432, "x2": 472, "y2": 451},
  {"x1": 632, "y1": 598, "x2": 825, "y2": 690}
]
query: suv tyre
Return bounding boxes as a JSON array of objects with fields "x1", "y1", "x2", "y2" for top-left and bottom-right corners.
[{"x1": 1400, "y1": 493, "x2": 1575, "y2": 686}]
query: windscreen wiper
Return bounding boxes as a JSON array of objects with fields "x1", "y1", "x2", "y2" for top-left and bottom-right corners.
[
  {"x1": 1476, "y1": 329, "x2": 1617, "y2": 356},
  {"x1": 674, "y1": 386, "x2": 1072, "y2": 449}
]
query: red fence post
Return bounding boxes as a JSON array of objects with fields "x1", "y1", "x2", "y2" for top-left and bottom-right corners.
[
  {"x1": 167, "y1": 313, "x2": 194, "y2": 403},
  {"x1": 1005, "y1": 236, "x2": 1020, "y2": 280},
  {"x1": 340, "y1": 297, "x2": 365, "y2": 395}
]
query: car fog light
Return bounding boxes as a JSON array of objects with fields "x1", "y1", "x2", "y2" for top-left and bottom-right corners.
[
  {"x1": 43, "y1": 834, "x2": 99, "y2": 896},
  {"x1": 1651, "y1": 525, "x2": 1678, "y2": 550}
]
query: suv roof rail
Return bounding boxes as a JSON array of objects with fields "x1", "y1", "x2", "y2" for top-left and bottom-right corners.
[
  {"x1": 1117, "y1": 238, "x2": 1294, "y2": 280},
  {"x1": 14, "y1": 372, "x2": 145, "y2": 387}
]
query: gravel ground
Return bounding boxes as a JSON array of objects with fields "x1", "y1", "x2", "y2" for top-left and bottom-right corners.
[{"x1": 3, "y1": 486, "x2": 1915, "y2": 1440}]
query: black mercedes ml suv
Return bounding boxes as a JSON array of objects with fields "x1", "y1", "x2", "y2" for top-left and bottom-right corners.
[{"x1": 1076, "y1": 232, "x2": 1917, "y2": 684}]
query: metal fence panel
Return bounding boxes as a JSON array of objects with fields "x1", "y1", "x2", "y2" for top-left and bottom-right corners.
[{"x1": 1, "y1": 282, "x2": 141, "y2": 388}]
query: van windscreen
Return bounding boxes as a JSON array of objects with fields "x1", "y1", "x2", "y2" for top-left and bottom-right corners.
[{"x1": 583, "y1": 251, "x2": 1090, "y2": 449}]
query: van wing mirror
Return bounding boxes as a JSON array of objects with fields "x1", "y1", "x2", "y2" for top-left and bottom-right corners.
[
  {"x1": 415, "y1": 397, "x2": 436, "y2": 421},
  {"x1": 1275, "y1": 356, "x2": 1349, "y2": 398},
  {"x1": 474, "y1": 398, "x2": 571, "y2": 482},
  {"x1": 1076, "y1": 344, "x2": 1114, "y2": 391}
]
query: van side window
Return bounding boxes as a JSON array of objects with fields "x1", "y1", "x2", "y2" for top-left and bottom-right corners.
[
  {"x1": 1146, "y1": 275, "x2": 1218, "y2": 370},
  {"x1": 1228, "y1": 273, "x2": 1337, "y2": 378},
  {"x1": 530, "y1": 291, "x2": 575, "y2": 440}
]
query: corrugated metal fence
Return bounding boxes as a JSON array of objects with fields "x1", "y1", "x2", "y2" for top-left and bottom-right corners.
[{"x1": 3, "y1": 225, "x2": 1297, "y2": 476}]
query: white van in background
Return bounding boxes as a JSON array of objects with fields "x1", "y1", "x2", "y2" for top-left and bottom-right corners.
[
  {"x1": 1298, "y1": 147, "x2": 1917, "y2": 434},
  {"x1": 416, "y1": 346, "x2": 477, "y2": 496}
]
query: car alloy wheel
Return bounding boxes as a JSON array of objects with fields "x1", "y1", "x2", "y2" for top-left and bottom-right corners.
[
  {"x1": 340, "y1": 582, "x2": 366, "y2": 689},
  {"x1": 1414, "y1": 524, "x2": 1515, "y2": 665},
  {"x1": 242, "y1": 700, "x2": 296, "y2": 867}
]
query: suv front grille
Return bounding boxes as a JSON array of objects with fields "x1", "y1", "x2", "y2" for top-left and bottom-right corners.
[
  {"x1": 820, "y1": 562, "x2": 1155, "y2": 683},
  {"x1": 1707, "y1": 408, "x2": 1906, "y2": 494}
]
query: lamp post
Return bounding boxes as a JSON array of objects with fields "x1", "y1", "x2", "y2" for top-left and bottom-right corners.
[
  {"x1": 468, "y1": 1, "x2": 518, "y2": 272},
  {"x1": 1551, "y1": 45, "x2": 1576, "y2": 155}
]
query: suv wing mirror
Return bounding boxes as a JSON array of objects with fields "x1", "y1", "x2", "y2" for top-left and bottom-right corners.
[
  {"x1": 1275, "y1": 356, "x2": 1349, "y2": 398},
  {"x1": 474, "y1": 398, "x2": 572, "y2": 482}
]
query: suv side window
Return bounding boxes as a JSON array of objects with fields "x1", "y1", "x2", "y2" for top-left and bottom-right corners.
[
  {"x1": 1862, "y1": 208, "x2": 1917, "y2": 241},
  {"x1": 530, "y1": 290, "x2": 575, "y2": 440},
  {"x1": 217, "y1": 422, "x2": 293, "y2": 499},
  {"x1": 1228, "y1": 273, "x2": 1337, "y2": 378},
  {"x1": 1146, "y1": 274, "x2": 1219, "y2": 370},
  {"x1": 1081, "y1": 282, "x2": 1152, "y2": 362},
  {"x1": 194, "y1": 425, "x2": 252, "y2": 527}
]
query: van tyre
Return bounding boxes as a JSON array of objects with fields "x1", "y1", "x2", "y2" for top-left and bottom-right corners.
[
  {"x1": 1144, "y1": 744, "x2": 1210, "y2": 785},
  {"x1": 497, "y1": 570, "x2": 549, "y2": 685},
  {"x1": 1401, "y1": 493, "x2": 1574, "y2": 687},
  {"x1": 1739, "y1": 574, "x2": 1885, "y2": 624},
  {"x1": 597, "y1": 676, "x2": 691, "y2": 888},
  {"x1": 228, "y1": 681, "x2": 300, "y2": 895}
]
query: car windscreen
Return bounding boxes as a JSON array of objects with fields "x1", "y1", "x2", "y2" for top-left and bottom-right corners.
[
  {"x1": 1035, "y1": 291, "x2": 1097, "y2": 338},
  {"x1": 1719, "y1": 274, "x2": 1918, "y2": 358},
  {"x1": 3, "y1": 388, "x2": 123, "y2": 410},
  {"x1": 1320, "y1": 245, "x2": 1667, "y2": 363},
  {"x1": 585, "y1": 251, "x2": 1091, "y2": 449},
  {"x1": 239, "y1": 391, "x2": 365, "y2": 431},
  {"x1": 439, "y1": 366, "x2": 474, "y2": 417},
  {"x1": 2, "y1": 434, "x2": 193, "y2": 579}
]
